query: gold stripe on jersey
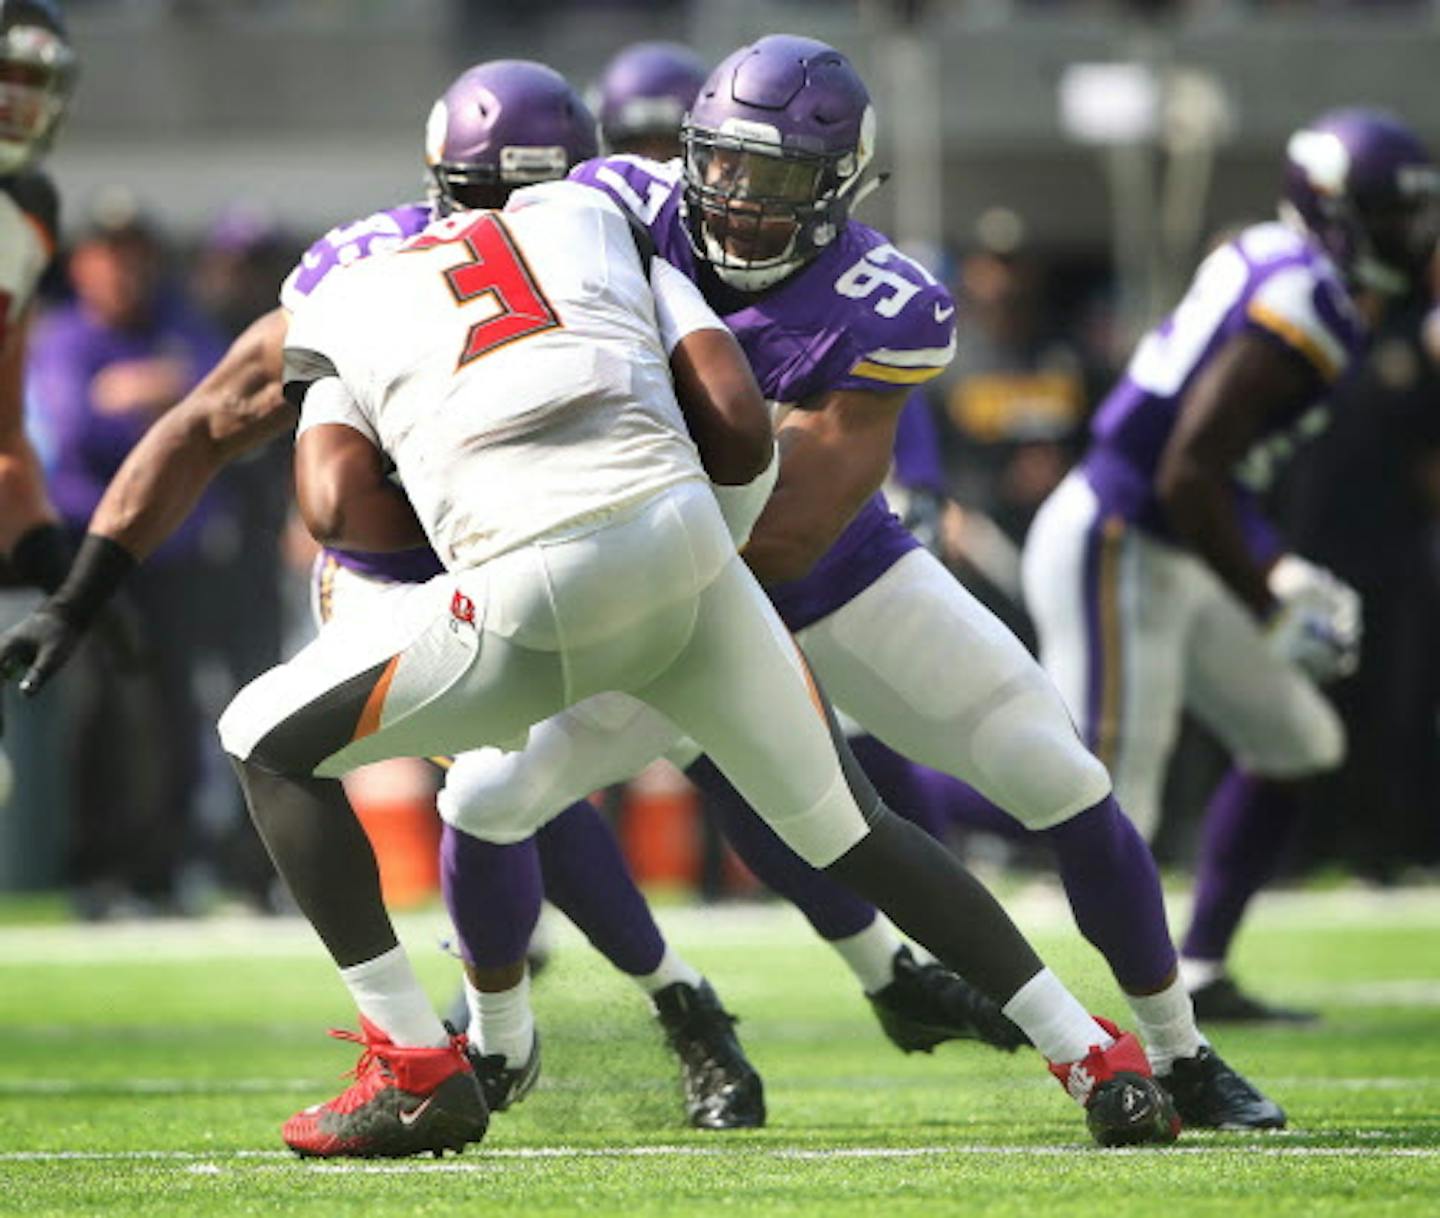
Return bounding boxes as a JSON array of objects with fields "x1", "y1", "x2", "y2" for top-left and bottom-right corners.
[
  {"x1": 849, "y1": 359, "x2": 947, "y2": 386},
  {"x1": 1094, "y1": 516, "x2": 1127, "y2": 771},
  {"x1": 1246, "y1": 301, "x2": 1342, "y2": 382}
]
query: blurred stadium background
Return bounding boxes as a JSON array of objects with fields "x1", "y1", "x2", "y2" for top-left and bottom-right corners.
[{"x1": 1, "y1": 0, "x2": 1437, "y2": 921}]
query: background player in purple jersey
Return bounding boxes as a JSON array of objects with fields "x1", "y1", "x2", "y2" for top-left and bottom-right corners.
[
  {"x1": 443, "y1": 33, "x2": 1284, "y2": 1132},
  {"x1": 0, "y1": 58, "x2": 772, "y2": 1137},
  {"x1": 593, "y1": 40, "x2": 706, "y2": 162},
  {"x1": 1024, "y1": 108, "x2": 1440, "y2": 1023},
  {"x1": 0, "y1": 1, "x2": 76, "y2": 604}
]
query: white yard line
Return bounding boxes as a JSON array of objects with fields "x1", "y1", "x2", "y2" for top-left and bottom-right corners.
[
  {"x1": 2, "y1": 1143, "x2": 1439, "y2": 1168},
  {"x1": 4, "y1": 1075, "x2": 1435, "y2": 1098},
  {"x1": 3, "y1": 886, "x2": 1440, "y2": 965}
]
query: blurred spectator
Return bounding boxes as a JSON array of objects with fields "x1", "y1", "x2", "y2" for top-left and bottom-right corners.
[
  {"x1": 926, "y1": 215, "x2": 1097, "y2": 637},
  {"x1": 190, "y1": 204, "x2": 294, "y2": 338},
  {"x1": 25, "y1": 192, "x2": 228, "y2": 918}
]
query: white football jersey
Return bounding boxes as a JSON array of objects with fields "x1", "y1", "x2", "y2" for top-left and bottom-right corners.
[{"x1": 285, "y1": 181, "x2": 726, "y2": 569}]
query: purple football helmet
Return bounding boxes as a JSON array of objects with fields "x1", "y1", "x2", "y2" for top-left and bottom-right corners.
[
  {"x1": 1282, "y1": 108, "x2": 1440, "y2": 296},
  {"x1": 0, "y1": 0, "x2": 76, "y2": 175},
  {"x1": 595, "y1": 41, "x2": 706, "y2": 151},
  {"x1": 681, "y1": 34, "x2": 877, "y2": 291},
  {"x1": 425, "y1": 59, "x2": 598, "y2": 214}
]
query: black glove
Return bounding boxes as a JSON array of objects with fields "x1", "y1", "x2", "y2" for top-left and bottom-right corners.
[
  {"x1": 0, "y1": 601, "x2": 85, "y2": 696},
  {"x1": 0, "y1": 533, "x2": 137, "y2": 702},
  {"x1": 8, "y1": 522, "x2": 72, "y2": 594}
]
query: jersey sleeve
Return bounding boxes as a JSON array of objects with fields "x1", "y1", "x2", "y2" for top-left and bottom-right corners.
[
  {"x1": 1243, "y1": 263, "x2": 1359, "y2": 384},
  {"x1": 293, "y1": 374, "x2": 378, "y2": 446},
  {"x1": 651, "y1": 256, "x2": 727, "y2": 353},
  {"x1": 827, "y1": 243, "x2": 958, "y2": 395}
]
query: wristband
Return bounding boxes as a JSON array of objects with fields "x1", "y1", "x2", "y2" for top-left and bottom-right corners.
[
  {"x1": 49, "y1": 533, "x2": 137, "y2": 628},
  {"x1": 8, "y1": 522, "x2": 73, "y2": 594}
]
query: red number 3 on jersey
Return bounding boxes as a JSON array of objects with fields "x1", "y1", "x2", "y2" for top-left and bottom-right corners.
[{"x1": 409, "y1": 212, "x2": 561, "y2": 368}]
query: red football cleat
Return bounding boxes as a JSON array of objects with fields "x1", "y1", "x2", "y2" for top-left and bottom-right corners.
[
  {"x1": 1048, "y1": 1017, "x2": 1182, "y2": 1148},
  {"x1": 282, "y1": 1017, "x2": 489, "y2": 1159}
]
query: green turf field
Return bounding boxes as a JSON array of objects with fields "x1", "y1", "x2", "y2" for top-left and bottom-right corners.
[{"x1": 2, "y1": 884, "x2": 1438, "y2": 1216}]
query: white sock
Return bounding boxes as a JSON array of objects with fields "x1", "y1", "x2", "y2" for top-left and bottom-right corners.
[
  {"x1": 632, "y1": 946, "x2": 704, "y2": 998},
  {"x1": 1179, "y1": 956, "x2": 1226, "y2": 992},
  {"x1": 830, "y1": 917, "x2": 905, "y2": 994},
  {"x1": 1001, "y1": 967, "x2": 1113, "y2": 1064},
  {"x1": 338, "y1": 945, "x2": 448, "y2": 1048},
  {"x1": 471, "y1": 972, "x2": 535, "y2": 1065},
  {"x1": 1127, "y1": 977, "x2": 1207, "y2": 1075}
]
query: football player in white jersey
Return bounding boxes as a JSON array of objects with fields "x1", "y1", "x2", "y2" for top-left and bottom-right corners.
[{"x1": 0, "y1": 1, "x2": 75, "y2": 605}]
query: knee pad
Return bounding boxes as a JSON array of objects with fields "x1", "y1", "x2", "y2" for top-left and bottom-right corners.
[
  {"x1": 964, "y1": 674, "x2": 1114, "y2": 832},
  {"x1": 439, "y1": 747, "x2": 564, "y2": 844}
]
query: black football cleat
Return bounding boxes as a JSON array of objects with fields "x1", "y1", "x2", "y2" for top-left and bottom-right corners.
[
  {"x1": 1049, "y1": 1018, "x2": 1181, "y2": 1148},
  {"x1": 653, "y1": 980, "x2": 766, "y2": 1130},
  {"x1": 1158, "y1": 1046, "x2": 1287, "y2": 1130},
  {"x1": 867, "y1": 946, "x2": 1029, "y2": 1054},
  {"x1": 1189, "y1": 976, "x2": 1318, "y2": 1024},
  {"x1": 283, "y1": 1018, "x2": 489, "y2": 1159},
  {"x1": 468, "y1": 1030, "x2": 542, "y2": 1114}
]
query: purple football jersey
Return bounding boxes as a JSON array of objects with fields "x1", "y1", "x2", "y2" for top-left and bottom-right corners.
[
  {"x1": 1084, "y1": 221, "x2": 1368, "y2": 561},
  {"x1": 281, "y1": 202, "x2": 446, "y2": 583},
  {"x1": 571, "y1": 154, "x2": 958, "y2": 628}
]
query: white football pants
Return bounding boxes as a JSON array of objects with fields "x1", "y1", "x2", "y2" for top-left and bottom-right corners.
[
  {"x1": 440, "y1": 543, "x2": 1113, "y2": 846},
  {"x1": 1022, "y1": 471, "x2": 1345, "y2": 839},
  {"x1": 218, "y1": 479, "x2": 872, "y2": 868}
]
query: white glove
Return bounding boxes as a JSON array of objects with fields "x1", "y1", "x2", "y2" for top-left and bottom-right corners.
[{"x1": 1264, "y1": 554, "x2": 1362, "y2": 682}]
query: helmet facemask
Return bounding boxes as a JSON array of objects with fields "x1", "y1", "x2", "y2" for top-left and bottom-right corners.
[
  {"x1": 428, "y1": 149, "x2": 571, "y2": 216},
  {"x1": 681, "y1": 110, "x2": 874, "y2": 292}
]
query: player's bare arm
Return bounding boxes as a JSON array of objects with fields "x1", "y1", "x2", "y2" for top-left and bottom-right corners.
[
  {"x1": 91, "y1": 307, "x2": 292, "y2": 561},
  {"x1": 743, "y1": 386, "x2": 908, "y2": 586},
  {"x1": 1156, "y1": 332, "x2": 1320, "y2": 616},
  {"x1": 293, "y1": 420, "x2": 426, "y2": 553},
  {"x1": 0, "y1": 311, "x2": 55, "y2": 554},
  {"x1": 0, "y1": 308, "x2": 292, "y2": 696},
  {"x1": 667, "y1": 326, "x2": 771, "y2": 485}
]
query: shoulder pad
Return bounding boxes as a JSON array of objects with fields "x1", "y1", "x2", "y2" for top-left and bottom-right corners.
[{"x1": 569, "y1": 154, "x2": 681, "y2": 227}]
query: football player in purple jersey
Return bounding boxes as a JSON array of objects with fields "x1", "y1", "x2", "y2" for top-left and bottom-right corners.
[
  {"x1": 461, "y1": 41, "x2": 1035, "y2": 1065},
  {"x1": 442, "y1": 34, "x2": 1284, "y2": 1132},
  {"x1": 593, "y1": 40, "x2": 707, "y2": 161},
  {"x1": 1024, "y1": 108, "x2": 1440, "y2": 1023},
  {"x1": 0, "y1": 1, "x2": 76, "y2": 602}
]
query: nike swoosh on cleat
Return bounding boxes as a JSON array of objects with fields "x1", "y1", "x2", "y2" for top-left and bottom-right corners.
[
  {"x1": 933, "y1": 303, "x2": 955, "y2": 322},
  {"x1": 398, "y1": 1097, "x2": 435, "y2": 1127}
]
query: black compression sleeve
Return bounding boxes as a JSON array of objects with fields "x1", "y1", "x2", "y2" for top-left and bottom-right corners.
[
  {"x1": 49, "y1": 533, "x2": 137, "y2": 626},
  {"x1": 9, "y1": 522, "x2": 72, "y2": 594}
]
